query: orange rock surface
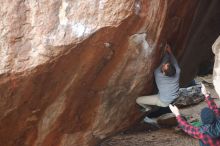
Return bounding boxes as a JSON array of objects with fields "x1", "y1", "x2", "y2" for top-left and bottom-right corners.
[{"x1": 0, "y1": 0, "x2": 219, "y2": 146}]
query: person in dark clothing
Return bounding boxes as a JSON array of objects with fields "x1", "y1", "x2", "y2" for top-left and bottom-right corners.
[{"x1": 169, "y1": 84, "x2": 220, "y2": 146}]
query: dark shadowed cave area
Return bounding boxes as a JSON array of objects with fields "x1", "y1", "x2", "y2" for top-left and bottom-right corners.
[{"x1": 179, "y1": 0, "x2": 220, "y2": 86}]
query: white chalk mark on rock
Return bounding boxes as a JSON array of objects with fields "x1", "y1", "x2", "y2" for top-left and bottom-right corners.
[
  {"x1": 99, "y1": 0, "x2": 106, "y2": 10},
  {"x1": 129, "y1": 33, "x2": 153, "y2": 56},
  {"x1": 71, "y1": 22, "x2": 92, "y2": 38},
  {"x1": 59, "y1": 0, "x2": 69, "y2": 26},
  {"x1": 135, "y1": 0, "x2": 141, "y2": 15}
]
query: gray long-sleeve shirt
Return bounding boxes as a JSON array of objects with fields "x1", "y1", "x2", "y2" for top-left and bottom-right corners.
[{"x1": 154, "y1": 53, "x2": 181, "y2": 104}]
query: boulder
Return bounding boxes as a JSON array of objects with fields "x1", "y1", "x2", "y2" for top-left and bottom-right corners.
[
  {"x1": 157, "y1": 113, "x2": 177, "y2": 127},
  {"x1": 0, "y1": 0, "x2": 219, "y2": 146}
]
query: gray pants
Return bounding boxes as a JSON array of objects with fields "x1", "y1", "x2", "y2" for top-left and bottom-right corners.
[{"x1": 136, "y1": 94, "x2": 169, "y2": 108}]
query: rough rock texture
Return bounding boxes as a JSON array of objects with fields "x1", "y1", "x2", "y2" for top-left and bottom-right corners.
[{"x1": 0, "y1": 0, "x2": 219, "y2": 146}]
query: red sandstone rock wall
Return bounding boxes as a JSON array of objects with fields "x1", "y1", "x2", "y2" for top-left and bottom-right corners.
[{"x1": 0, "y1": 0, "x2": 215, "y2": 146}]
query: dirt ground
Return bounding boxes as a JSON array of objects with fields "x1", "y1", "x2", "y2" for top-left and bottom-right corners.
[
  {"x1": 100, "y1": 76, "x2": 220, "y2": 146},
  {"x1": 100, "y1": 129, "x2": 198, "y2": 146}
]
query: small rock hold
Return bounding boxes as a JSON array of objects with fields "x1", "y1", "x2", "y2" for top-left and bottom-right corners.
[
  {"x1": 104, "y1": 42, "x2": 112, "y2": 48},
  {"x1": 134, "y1": 0, "x2": 141, "y2": 15},
  {"x1": 26, "y1": 115, "x2": 38, "y2": 122},
  {"x1": 32, "y1": 109, "x2": 41, "y2": 114}
]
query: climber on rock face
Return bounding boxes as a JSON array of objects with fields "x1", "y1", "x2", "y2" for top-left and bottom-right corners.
[{"x1": 136, "y1": 43, "x2": 181, "y2": 111}]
